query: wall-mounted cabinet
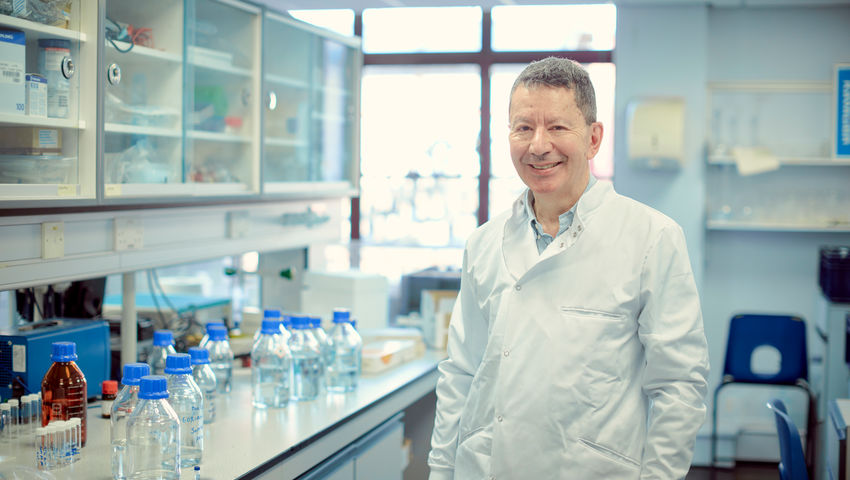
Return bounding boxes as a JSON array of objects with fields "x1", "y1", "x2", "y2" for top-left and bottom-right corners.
[
  {"x1": 705, "y1": 82, "x2": 850, "y2": 232},
  {"x1": 0, "y1": 0, "x2": 361, "y2": 207}
]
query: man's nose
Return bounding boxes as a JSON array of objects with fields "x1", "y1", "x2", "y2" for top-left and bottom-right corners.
[{"x1": 528, "y1": 128, "x2": 551, "y2": 156}]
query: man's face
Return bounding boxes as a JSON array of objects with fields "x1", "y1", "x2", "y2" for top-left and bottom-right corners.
[{"x1": 508, "y1": 85, "x2": 602, "y2": 202}]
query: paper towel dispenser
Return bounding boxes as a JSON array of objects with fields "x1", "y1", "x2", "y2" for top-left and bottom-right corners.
[{"x1": 626, "y1": 97, "x2": 686, "y2": 170}]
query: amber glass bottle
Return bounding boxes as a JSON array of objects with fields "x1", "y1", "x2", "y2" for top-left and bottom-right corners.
[{"x1": 41, "y1": 341, "x2": 88, "y2": 446}]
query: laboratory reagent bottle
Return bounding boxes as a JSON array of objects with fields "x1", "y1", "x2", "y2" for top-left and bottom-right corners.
[
  {"x1": 310, "y1": 317, "x2": 332, "y2": 390},
  {"x1": 150, "y1": 330, "x2": 177, "y2": 376},
  {"x1": 189, "y1": 347, "x2": 216, "y2": 424},
  {"x1": 198, "y1": 322, "x2": 225, "y2": 349},
  {"x1": 102, "y1": 380, "x2": 118, "y2": 419},
  {"x1": 41, "y1": 341, "x2": 88, "y2": 446},
  {"x1": 205, "y1": 324, "x2": 234, "y2": 394},
  {"x1": 288, "y1": 316, "x2": 322, "y2": 402},
  {"x1": 111, "y1": 362, "x2": 151, "y2": 480},
  {"x1": 165, "y1": 354, "x2": 204, "y2": 467},
  {"x1": 127, "y1": 375, "x2": 180, "y2": 480},
  {"x1": 251, "y1": 317, "x2": 291, "y2": 408},
  {"x1": 253, "y1": 309, "x2": 282, "y2": 349},
  {"x1": 327, "y1": 308, "x2": 363, "y2": 393}
]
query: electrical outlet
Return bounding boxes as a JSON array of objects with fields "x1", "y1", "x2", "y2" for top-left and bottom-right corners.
[
  {"x1": 41, "y1": 222, "x2": 64, "y2": 259},
  {"x1": 114, "y1": 217, "x2": 144, "y2": 251}
]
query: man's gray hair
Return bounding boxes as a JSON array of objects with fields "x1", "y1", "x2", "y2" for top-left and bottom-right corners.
[{"x1": 510, "y1": 57, "x2": 597, "y2": 124}]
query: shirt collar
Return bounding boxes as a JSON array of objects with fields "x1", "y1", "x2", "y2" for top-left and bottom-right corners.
[{"x1": 524, "y1": 174, "x2": 597, "y2": 237}]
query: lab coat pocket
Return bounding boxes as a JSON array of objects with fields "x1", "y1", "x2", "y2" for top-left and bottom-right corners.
[
  {"x1": 577, "y1": 438, "x2": 641, "y2": 476},
  {"x1": 455, "y1": 426, "x2": 493, "y2": 476}
]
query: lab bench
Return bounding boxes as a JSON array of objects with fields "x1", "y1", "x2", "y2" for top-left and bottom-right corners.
[{"x1": 0, "y1": 351, "x2": 444, "y2": 479}]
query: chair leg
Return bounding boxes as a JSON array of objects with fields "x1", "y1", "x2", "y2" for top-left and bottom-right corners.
[
  {"x1": 711, "y1": 386, "x2": 722, "y2": 468},
  {"x1": 805, "y1": 392, "x2": 816, "y2": 479}
]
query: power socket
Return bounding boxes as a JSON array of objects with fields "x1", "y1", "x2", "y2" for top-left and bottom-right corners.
[
  {"x1": 114, "y1": 217, "x2": 144, "y2": 251},
  {"x1": 41, "y1": 221, "x2": 64, "y2": 259}
]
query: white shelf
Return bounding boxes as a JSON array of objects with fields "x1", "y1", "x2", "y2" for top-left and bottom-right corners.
[
  {"x1": 707, "y1": 81, "x2": 831, "y2": 93},
  {"x1": 706, "y1": 219, "x2": 850, "y2": 233},
  {"x1": 0, "y1": 183, "x2": 81, "y2": 199},
  {"x1": 707, "y1": 155, "x2": 850, "y2": 167},
  {"x1": 188, "y1": 58, "x2": 252, "y2": 78},
  {"x1": 105, "y1": 182, "x2": 252, "y2": 197},
  {"x1": 321, "y1": 85, "x2": 351, "y2": 97},
  {"x1": 265, "y1": 74, "x2": 310, "y2": 89},
  {"x1": 105, "y1": 41, "x2": 182, "y2": 63},
  {"x1": 265, "y1": 137, "x2": 307, "y2": 148},
  {"x1": 105, "y1": 123, "x2": 182, "y2": 137},
  {"x1": 187, "y1": 130, "x2": 251, "y2": 143},
  {"x1": 0, "y1": 113, "x2": 85, "y2": 129},
  {"x1": 0, "y1": 14, "x2": 86, "y2": 42},
  {"x1": 312, "y1": 112, "x2": 347, "y2": 123},
  {"x1": 263, "y1": 180, "x2": 353, "y2": 195}
]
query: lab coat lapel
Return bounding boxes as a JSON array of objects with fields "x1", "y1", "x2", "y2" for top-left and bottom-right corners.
[{"x1": 502, "y1": 193, "x2": 540, "y2": 279}]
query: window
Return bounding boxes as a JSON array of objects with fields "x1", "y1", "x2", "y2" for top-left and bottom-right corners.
[
  {"x1": 287, "y1": 9, "x2": 355, "y2": 37},
  {"x1": 490, "y1": 4, "x2": 616, "y2": 52},
  {"x1": 361, "y1": 7, "x2": 482, "y2": 53}
]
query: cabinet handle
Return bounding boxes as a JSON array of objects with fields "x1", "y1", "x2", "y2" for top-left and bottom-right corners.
[
  {"x1": 61, "y1": 56, "x2": 75, "y2": 80},
  {"x1": 267, "y1": 91, "x2": 277, "y2": 111},
  {"x1": 107, "y1": 63, "x2": 122, "y2": 86},
  {"x1": 242, "y1": 88, "x2": 251, "y2": 107}
]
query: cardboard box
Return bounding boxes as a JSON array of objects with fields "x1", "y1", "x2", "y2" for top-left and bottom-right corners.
[
  {"x1": 0, "y1": 127, "x2": 62, "y2": 155},
  {"x1": 25, "y1": 73, "x2": 47, "y2": 117},
  {"x1": 0, "y1": 29, "x2": 26, "y2": 115},
  {"x1": 420, "y1": 289, "x2": 458, "y2": 350}
]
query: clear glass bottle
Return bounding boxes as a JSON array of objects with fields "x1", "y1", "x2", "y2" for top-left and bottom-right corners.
[
  {"x1": 253, "y1": 309, "x2": 281, "y2": 350},
  {"x1": 127, "y1": 375, "x2": 180, "y2": 480},
  {"x1": 150, "y1": 330, "x2": 177, "y2": 376},
  {"x1": 310, "y1": 317, "x2": 332, "y2": 388},
  {"x1": 41, "y1": 341, "x2": 88, "y2": 446},
  {"x1": 111, "y1": 362, "x2": 150, "y2": 480},
  {"x1": 198, "y1": 322, "x2": 225, "y2": 350},
  {"x1": 188, "y1": 347, "x2": 216, "y2": 424},
  {"x1": 251, "y1": 317, "x2": 291, "y2": 408},
  {"x1": 165, "y1": 354, "x2": 203, "y2": 467},
  {"x1": 204, "y1": 324, "x2": 234, "y2": 394},
  {"x1": 327, "y1": 308, "x2": 363, "y2": 393},
  {"x1": 288, "y1": 316, "x2": 322, "y2": 402}
]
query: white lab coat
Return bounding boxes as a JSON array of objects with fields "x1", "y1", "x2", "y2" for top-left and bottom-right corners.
[{"x1": 428, "y1": 181, "x2": 709, "y2": 480}]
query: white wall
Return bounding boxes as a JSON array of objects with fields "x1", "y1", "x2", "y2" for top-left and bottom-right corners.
[{"x1": 614, "y1": 3, "x2": 850, "y2": 465}]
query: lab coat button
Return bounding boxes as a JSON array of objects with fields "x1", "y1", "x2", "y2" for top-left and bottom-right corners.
[
  {"x1": 572, "y1": 231, "x2": 577, "y2": 238},
  {"x1": 559, "y1": 242, "x2": 564, "y2": 248},
  {"x1": 577, "y1": 225, "x2": 583, "y2": 232},
  {"x1": 515, "y1": 285, "x2": 521, "y2": 291},
  {"x1": 497, "y1": 415, "x2": 503, "y2": 422},
  {"x1": 503, "y1": 349, "x2": 510, "y2": 357}
]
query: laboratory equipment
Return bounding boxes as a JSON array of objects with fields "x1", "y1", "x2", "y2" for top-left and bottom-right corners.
[
  {"x1": 52, "y1": 420, "x2": 69, "y2": 466},
  {"x1": 150, "y1": 330, "x2": 177, "y2": 376},
  {"x1": 1, "y1": 403, "x2": 9, "y2": 442},
  {"x1": 20, "y1": 395, "x2": 32, "y2": 437},
  {"x1": 820, "y1": 246, "x2": 850, "y2": 302},
  {"x1": 189, "y1": 347, "x2": 216, "y2": 424},
  {"x1": 301, "y1": 270, "x2": 390, "y2": 330},
  {"x1": 165, "y1": 354, "x2": 203, "y2": 467},
  {"x1": 310, "y1": 317, "x2": 332, "y2": 379},
  {"x1": 127, "y1": 375, "x2": 180, "y2": 480},
  {"x1": 9, "y1": 398, "x2": 18, "y2": 439},
  {"x1": 199, "y1": 321, "x2": 225, "y2": 349},
  {"x1": 68, "y1": 417, "x2": 81, "y2": 462},
  {"x1": 288, "y1": 316, "x2": 322, "y2": 402},
  {"x1": 326, "y1": 309, "x2": 362, "y2": 393},
  {"x1": 0, "y1": 318, "x2": 110, "y2": 401},
  {"x1": 36, "y1": 426, "x2": 48, "y2": 470},
  {"x1": 37, "y1": 38, "x2": 71, "y2": 119},
  {"x1": 252, "y1": 309, "x2": 280, "y2": 349},
  {"x1": 251, "y1": 317, "x2": 291, "y2": 409},
  {"x1": 101, "y1": 380, "x2": 117, "y2": 418},
  {"x1": 205, "y1": 324, "x2": 234, "y2": 394},
  {"x1": 41, "y1": 341, "x2": 88, "y2": 446},
  {"x1": 111, "y1": 362, "x2": 150, "y2": 480}
]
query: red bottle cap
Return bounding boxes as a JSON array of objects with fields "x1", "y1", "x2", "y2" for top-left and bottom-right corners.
[{"x1": 101, "y1": 380, "x2": 118, "y2": 395}]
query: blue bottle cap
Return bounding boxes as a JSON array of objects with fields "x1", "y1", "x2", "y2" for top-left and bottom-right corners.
[
  {"x1": 208, "y1": 324, "x2": 228, "y2": 341},
  {"x1": 121, "y1": 363, "x2": 151, "y2": 386},
  {"x1": 281, "y1": 315, "x2": 292, "y2": 329},
  {"x1": 164, "y1": 353, "x2": 191, "y2": 374},
  {"x1": 51, "y1": 342, "x2": 77, "y2": 362},
  {"x1": 290, "y1": 316, "x2": 307, "y2": 329},
  {"x1": 188, "y1": 347, "x2": 209, "y2": 365},
  {"x1": 332, "y1": 308, "x2": 350, "y2": 323},
  {"x1": 138, "y1": 375, "x2": 169, "y2": 400},
  {"x1": 153, "y1": 330, "x2": 174, "y2": 347},
  {"x1": 310, "y1": 317, "x2": 322, "y2": 328},
  {"x1": 261, "y1": 319, "x2": 280, "y2": 334},
  {"x1": 263, "y1": 309, "x2": 281, "y2": 320}
]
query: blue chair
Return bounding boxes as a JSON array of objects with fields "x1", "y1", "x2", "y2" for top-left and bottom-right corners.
[
  {"x1": 710, "y1": 314, "x2": 815, "y2": 475},
  {"x1": 768, "y1": 398, "x2": 809, "y2": 480}
]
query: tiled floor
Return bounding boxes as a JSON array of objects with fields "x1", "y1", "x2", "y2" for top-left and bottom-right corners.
[{"x1": 686, "y1": 463, "x2": 779, "y2": 480}]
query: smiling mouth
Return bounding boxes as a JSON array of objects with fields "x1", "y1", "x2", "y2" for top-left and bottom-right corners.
[{"x1": 530, "y1": 162, "x2": 561, "y2": 170}]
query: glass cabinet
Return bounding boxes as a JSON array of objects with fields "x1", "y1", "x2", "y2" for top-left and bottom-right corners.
[
  {"x1": 263, "y1": 12, "x2": 361, "y2": 196},
  {"x1": 0, "y1": 1, "x2": 96, "y2": 201}
]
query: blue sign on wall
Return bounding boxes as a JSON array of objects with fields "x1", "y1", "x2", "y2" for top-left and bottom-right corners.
[{"x1": 836, "y1": 64, "x2": 850, "y2": 158}]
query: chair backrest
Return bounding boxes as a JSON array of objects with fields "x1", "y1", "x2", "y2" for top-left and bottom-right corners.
[
  {"x1": 768, "y1": 399, "x2": 808, "y2": 480},
  {"x1": 723, "y1": 314, "x2": 808, "y2": 384}
]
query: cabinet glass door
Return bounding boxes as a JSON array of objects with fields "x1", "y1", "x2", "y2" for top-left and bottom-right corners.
[
  {"x1": 185, "y1": 0, "x2": 260, "y2": 196},
  {"x1": 262, "y1": 13, "x2": 313, "y2": 194},
  {"x1": 103, "y1": 0, "x2": 184, "y2": 198},
  {"x1": 310, "y1": 34, "x2": 360, "y2": 195},
  {"x1": 0, "y1": 1, "x2": 96, "y2": 203}
]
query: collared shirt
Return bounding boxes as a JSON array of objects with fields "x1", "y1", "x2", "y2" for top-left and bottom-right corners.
[{"x1": 524, "y1": 174, "x2": 597, "y2": 254}]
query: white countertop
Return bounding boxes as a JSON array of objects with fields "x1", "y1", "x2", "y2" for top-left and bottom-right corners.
[{"x1": 0, "y1": 351, "x2": 445, "y2": 479}]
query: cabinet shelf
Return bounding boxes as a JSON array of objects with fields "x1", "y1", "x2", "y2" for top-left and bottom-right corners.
[
  {"x1": 187, "y1": 130, "x2": 251, "y2": 143},
  {"x1": 0, "y1": 14, "x2": 87, "y2": 42},
  {"x1": 0, "y1": 113, "x2": 85, "y2": 129},
  {"x1": 105, "y1": 182, "x2": 252, "y2": 197},
  {"x1": 706, "y1": 219, "x2": 850, "y2": 233},
  {"x1": 105, "y1": 123, "x2": 181, "y2": 137},
  {"x1": 707, "y1": 155, "x2": 850, "y2": 167},
  {"x1": 0, "y1": 184, "x2": 79, "y2": 199},
  {"x1": 265, "y1": 74, "x2": 309, "y2": 89},
  {"x1": 265, "y1": 137, "x2": 307, "y2": 147},
  {"x1": 106, "y1": 41, "x2": 182, "y2": 63}
]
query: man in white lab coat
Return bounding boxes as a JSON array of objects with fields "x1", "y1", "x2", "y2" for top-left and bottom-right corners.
[{"x1": 428, "y1": 57, "x2": 709, "y2": 479}]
